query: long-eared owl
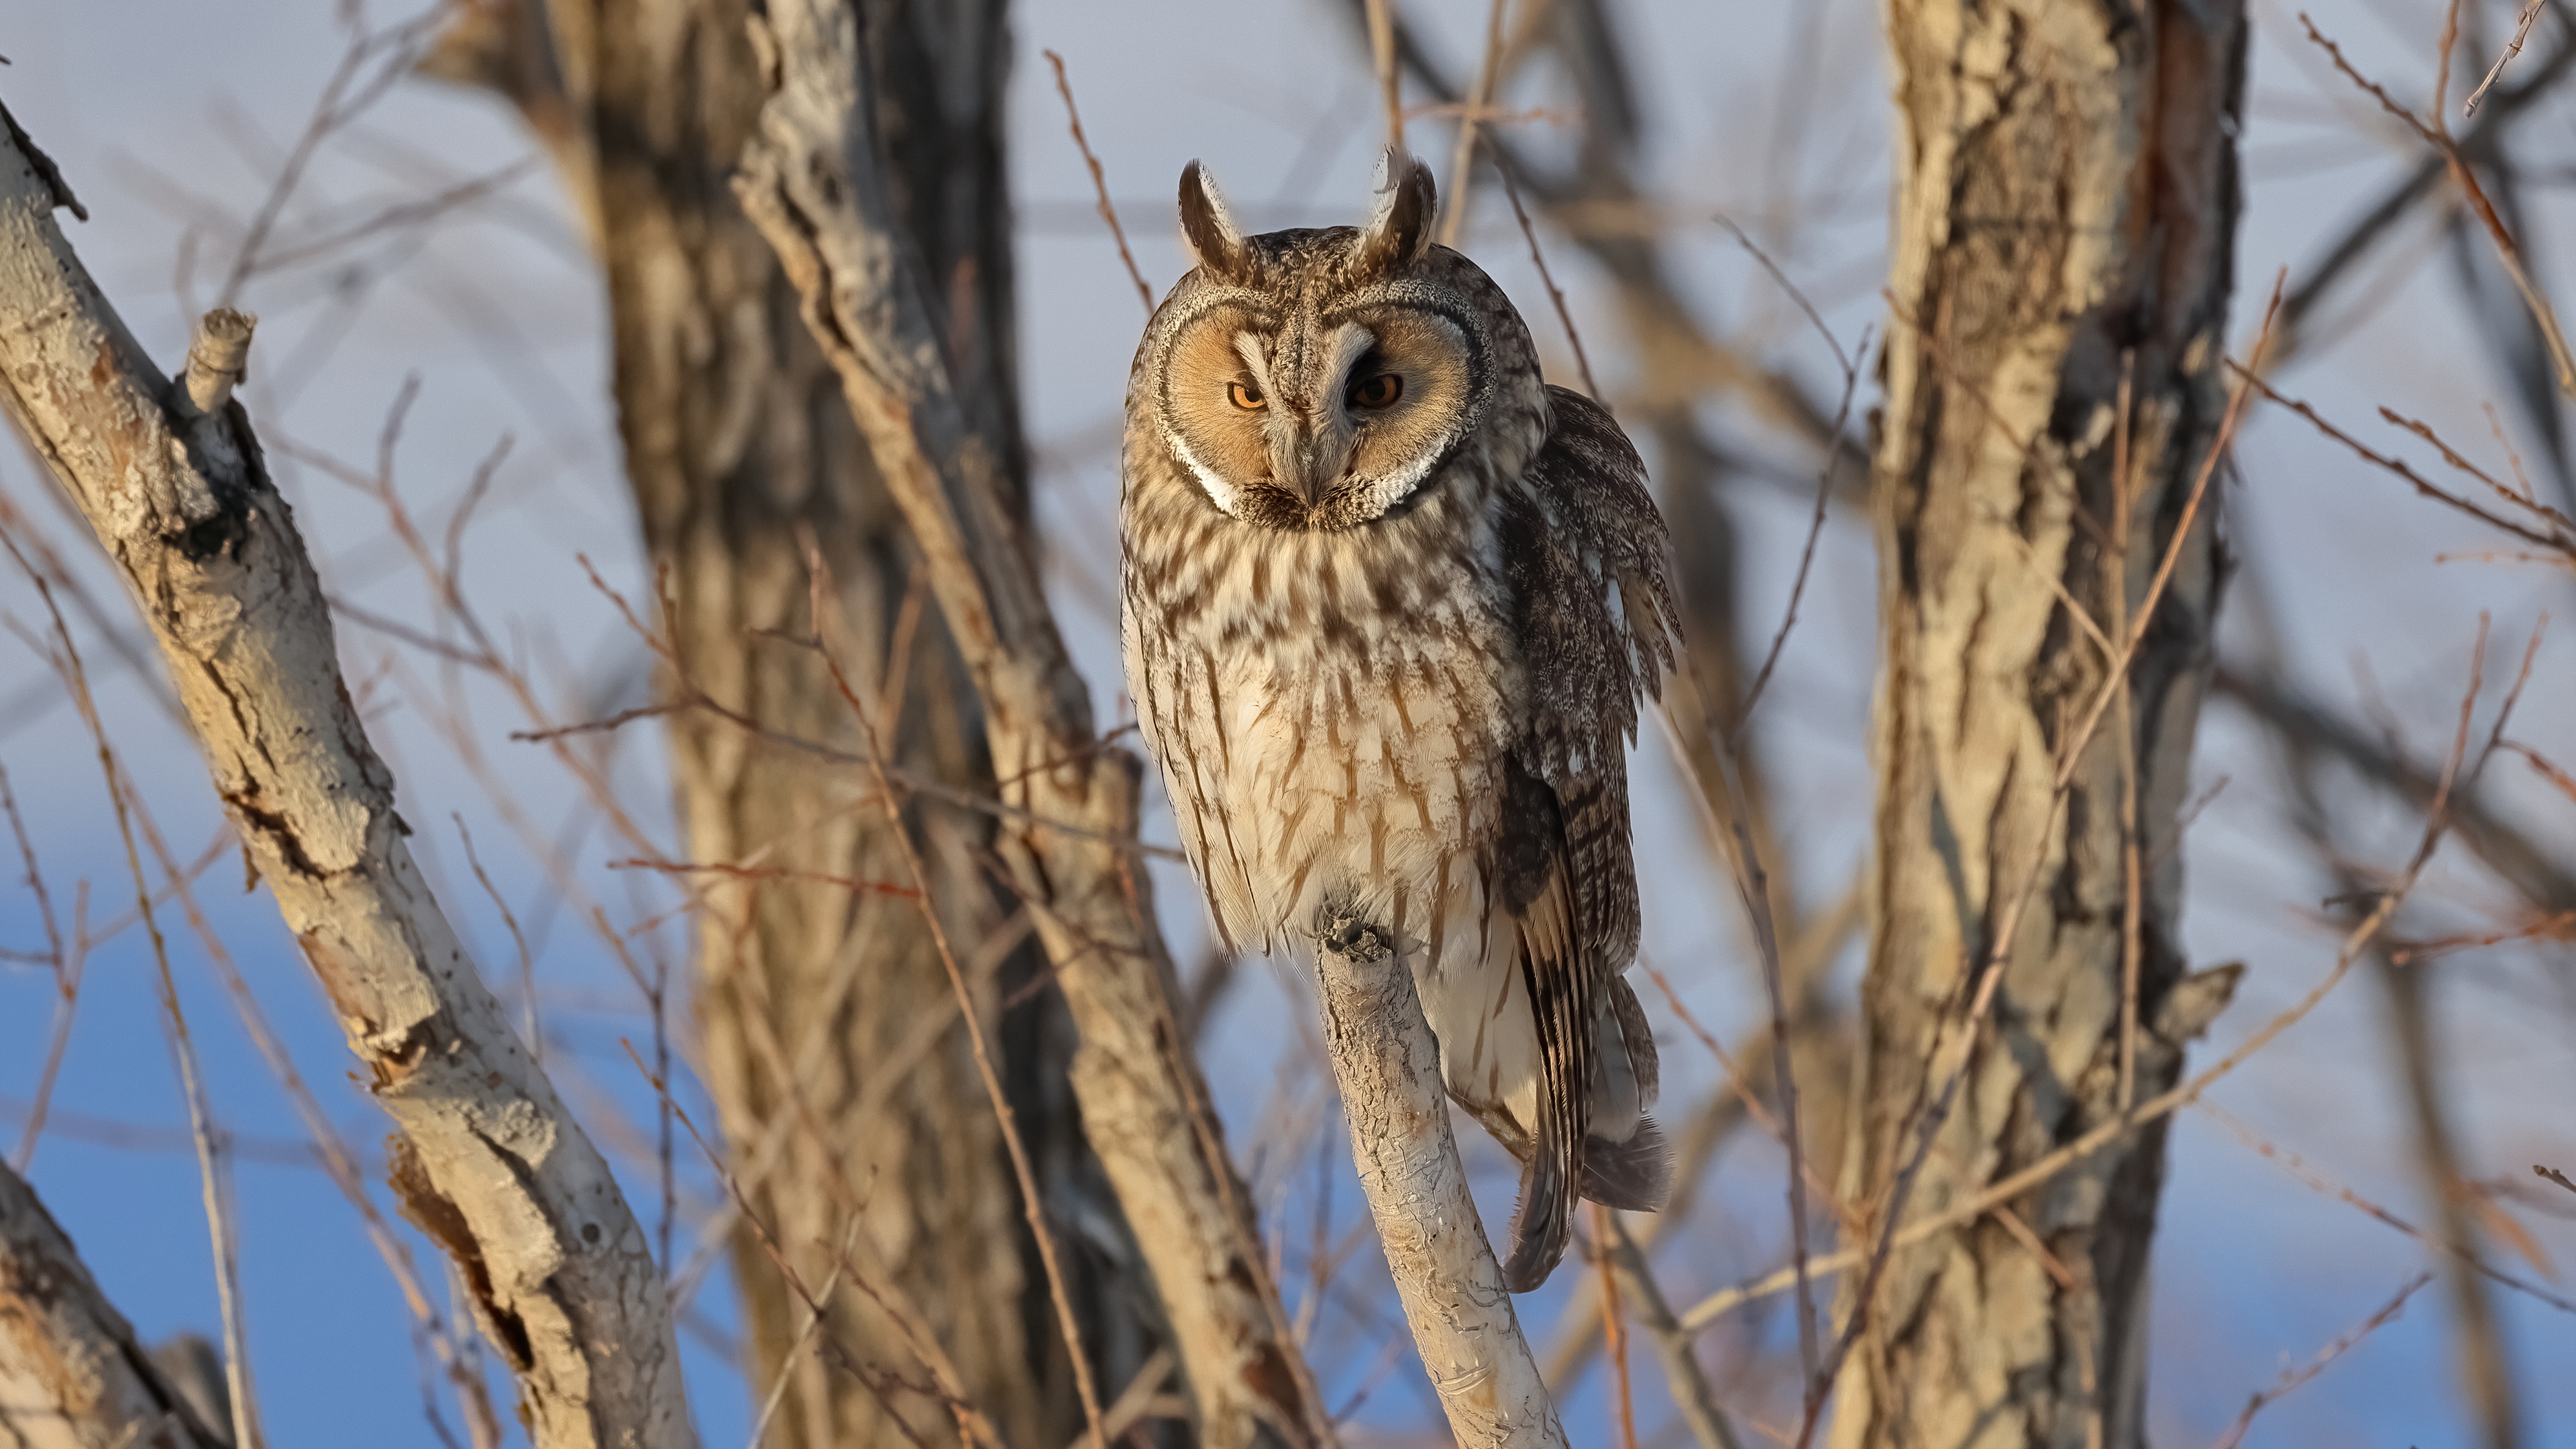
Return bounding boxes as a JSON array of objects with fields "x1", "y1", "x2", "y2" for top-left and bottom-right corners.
[{"x1": 1119, "y1": 150, "x2": 1680, "y2": 1290}]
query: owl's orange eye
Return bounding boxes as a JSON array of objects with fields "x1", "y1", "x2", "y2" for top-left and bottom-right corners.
[
  {"x1": 1348, "y1": 372, "x2": 1403, "y2": 409},
  {"x1": 1228, "y1": 381, "x2": 1266, "y2": 411}
]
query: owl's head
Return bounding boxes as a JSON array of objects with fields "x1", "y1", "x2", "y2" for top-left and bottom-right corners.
[{"x1": 1132, "y1": 149, "x2": 1544, "y2": 532}]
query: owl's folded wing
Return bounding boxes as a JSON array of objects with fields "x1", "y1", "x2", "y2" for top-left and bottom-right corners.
[
  {"x1": 1491, "y1": 388, "x2": 1682, "y2": 1287},
  {"x1": 1501, "y1": 386, "x2": 1680, "y2": 979}
]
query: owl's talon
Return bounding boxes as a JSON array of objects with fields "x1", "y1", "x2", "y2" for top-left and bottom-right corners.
[{"x1": 1312, "y1": 900, "x2": 1389, "y2": 964}]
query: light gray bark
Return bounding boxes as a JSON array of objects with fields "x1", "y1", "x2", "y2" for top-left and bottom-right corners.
[
  {"x1": 0, "y1": 109, "x2": 692, "y2": 1449},
  {"x1": 1307, "y1": 903, "x2": 1563, "y2": 1449},
  {"x1": 0, "y1": 1157, "x2": 231, "y2": 1449},
  {"x1": 728, "y1": 3, "x2": 1336, "y2": 1444},
  {"x1": 1837, "y1": 3, "x2": 2248, "y2": 1446}
]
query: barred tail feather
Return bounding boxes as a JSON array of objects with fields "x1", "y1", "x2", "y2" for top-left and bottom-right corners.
[
  {"x1": 1580, "y1": 1116, "x2": 1670, "y2": 1212},
  {"x1": 1503, "y1": 938, "x2": 1591, "y2": 1292},
  {"x1": 1502, "y1": 1120, "x2": 1579, "y2": 1293}
]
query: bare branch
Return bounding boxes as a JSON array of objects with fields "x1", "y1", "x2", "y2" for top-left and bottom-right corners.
[
  {"x1": 0, "y1": 1155, "x2": 232, "y2": 1449},
  {"x1": 729, "y1": 5, "x2": 1332, "y2": 1442},
  {"x1": 1309, "y1": 900, "x2": 1566, "y2": 1448},
  {"x1": 0, "y1": 104, "x2": 693, "y2": 1449}
]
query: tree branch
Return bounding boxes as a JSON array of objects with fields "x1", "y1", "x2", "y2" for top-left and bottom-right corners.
[
  {"x1": 726, "y1": 6, "x2": 1332, "y2": 1444},
  {"x1": 0, "y1": 1155, "x2": 232, "y2": 1449},
  {"x1": 0, "y1": 101, "x2": 692, "y2": 1449},
  {"x1": 1310, "y1": 900, "x2": 1566, "y2": 1449}
]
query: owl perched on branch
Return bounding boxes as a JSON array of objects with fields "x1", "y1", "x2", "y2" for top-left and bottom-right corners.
[{"x1": 1120, "y1": 149, "x2": 1680, "y2": 1291}]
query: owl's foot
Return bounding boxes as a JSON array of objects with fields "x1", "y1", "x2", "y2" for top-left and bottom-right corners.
[{"x1": 1312, "y1": 896, "x2": 1393, "y2": 966}]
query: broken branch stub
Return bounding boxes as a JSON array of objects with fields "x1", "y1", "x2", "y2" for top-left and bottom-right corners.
[
  {"x1": 0, "y1": 106, "x2": 692, "y2": 1449},
  {"x1": 1310, "y1": 900, "x2": 1566, "y2": 1449}
]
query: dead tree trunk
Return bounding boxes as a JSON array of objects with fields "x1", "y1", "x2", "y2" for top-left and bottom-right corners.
[
  {"x1": 433, "y1": 3, "x2": 1148, "y2": 1444},
  {"x1": 1837, "y1": 5, "x2": 2247, "y2": 1445}
]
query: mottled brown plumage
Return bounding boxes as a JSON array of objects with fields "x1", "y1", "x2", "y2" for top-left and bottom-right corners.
[{"x1": 1119, "y1": 150, "x2": 1680, "y2": 1291}]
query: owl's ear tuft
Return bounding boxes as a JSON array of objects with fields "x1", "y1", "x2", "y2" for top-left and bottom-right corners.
[
  {"x1": 1354, "y1": 147, "x2": 1436, "y2": 276},
  {"x1": 1179, "y1": 161, "x2": 1252, "y2": 282}
]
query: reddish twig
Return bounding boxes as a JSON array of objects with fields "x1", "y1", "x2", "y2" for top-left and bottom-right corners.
[
  {"x1": 800, "y1": 545, "x2": 1109, "y2": 1449},
  {"x1": 1591, "y1": 1204, "x2": 1638, "y2": 1449},
  {"x1": 1042, "y1": 50, "x2": 1153, "y2": 314}
]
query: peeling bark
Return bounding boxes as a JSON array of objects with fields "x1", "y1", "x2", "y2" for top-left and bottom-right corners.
[
  {"x1": 0, "y1": 108, "x2": 692, "y2": 1449},
  {"x1": 1838, "y1": 4, "x2": 2247, "y2": 1446},
  {"x1": 0, "y1": 1157, "x2": 231, "y2": 1449}
]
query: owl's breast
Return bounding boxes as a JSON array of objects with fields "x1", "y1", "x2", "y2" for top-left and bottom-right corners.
[{"x1": 1127, "y1": 499, "x2": 1524, "y2": 955}]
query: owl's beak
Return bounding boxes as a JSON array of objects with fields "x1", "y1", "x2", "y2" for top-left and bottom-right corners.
[{"x1": 1266, "y1": 405, "x2": 1358, "y2": 511}]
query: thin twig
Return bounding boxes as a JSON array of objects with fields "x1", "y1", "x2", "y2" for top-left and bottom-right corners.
[
  {"x1": 2465, "y1": 0, "x2": 2549, "y2": 115},
  {"x1": 2209, "y1": 1272, "x2": 2436, "y2": 1449},
  {"x1": 1, "y1": 759, "x2": 73, "y2": 1171},
  {"x1": 2230, "y1": 367, "x2": 2573, "y2": 557},
  {"x1": 1042, "y1": 50, "x2": 1152, "y2": 313},
  {"x1": 213, "y1": 7, "x2": 447, "y2": 309},
  {"x1": 747, "y1": 1217, "x2": 861, "y2": 1449},
  {"x1": 1497, "y1": 162, "x2": 1599, "y2": 402},
  {"x1": 1601, "y1": 1216, "x2": 1745, "y2": 1449},
  {"x1": 1591, "y1": 1205, "x2": 1638, "y2": 1449},
  {"x1": 455, "y1": 816, "x2": 540, "y2": 1068},
  {"x1": 2201, "y1": 1100, "x2": 2576, "y2": 1315}
]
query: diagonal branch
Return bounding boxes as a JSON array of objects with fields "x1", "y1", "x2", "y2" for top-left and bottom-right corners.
[
  {"x1": 0, "y1": 101, "x2": 693, "y2": 1449},
  {"x1": 0, "y1": 1155, "x2": 233, "y2": 1449},
  {"x1": 727, "y1": 6, "x2": 1333, "y2": 1444}
]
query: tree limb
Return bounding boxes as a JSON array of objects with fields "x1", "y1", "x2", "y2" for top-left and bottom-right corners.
[
  {"x1": 0, "y1": 1155, "x2": 232, "y2": 1449},
  {"x1": 0, "y1": 101, "x2": 692, "y2": 1449},
  {"x1": 1310, "y1": 900, "x2": 1566, "y2": 1449},
  {"x1": 726, "y1": 6, "x2": 1333, "y2": 1444}
]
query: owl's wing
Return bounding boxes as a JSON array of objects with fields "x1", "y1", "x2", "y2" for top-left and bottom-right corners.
[{"x1": 1493, "y1": 386, "x2": 1681, "y2": 1291}]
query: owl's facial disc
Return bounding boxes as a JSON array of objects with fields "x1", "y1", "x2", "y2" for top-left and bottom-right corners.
[{"x1": 1161, "y1": 302, "x2": 1472, "y2": 529}]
